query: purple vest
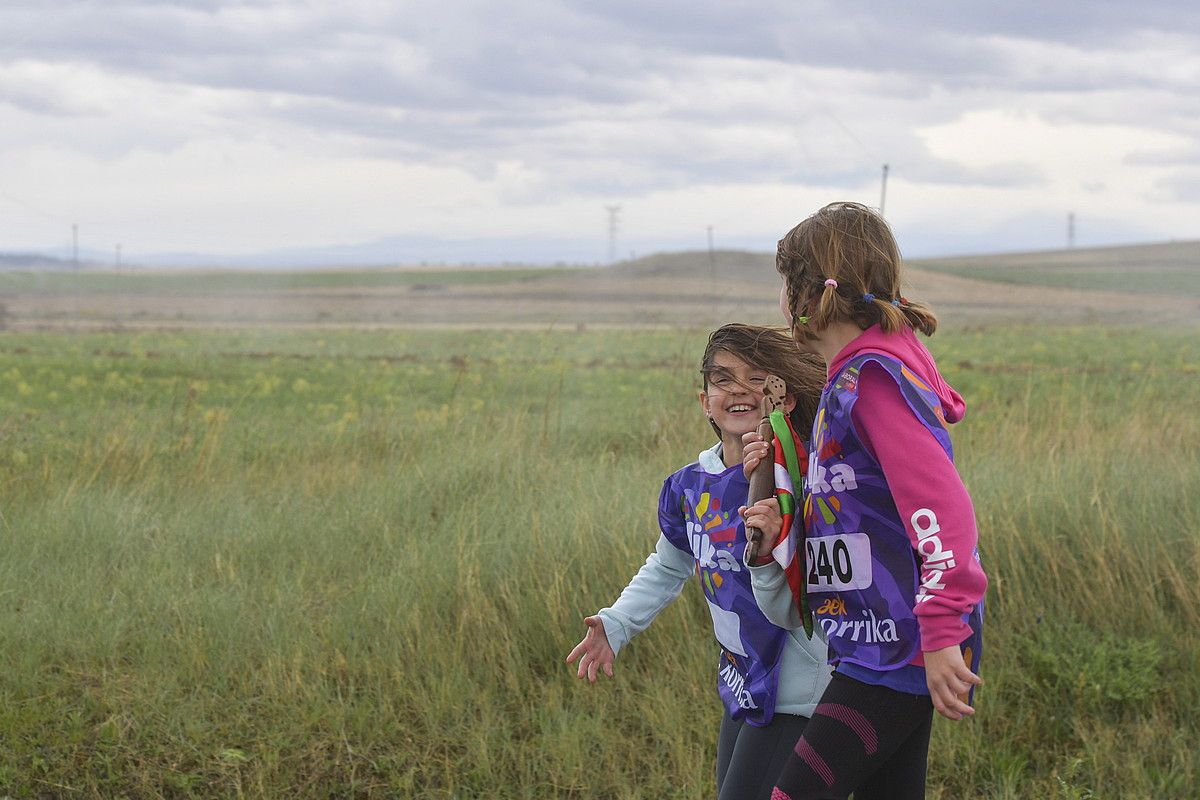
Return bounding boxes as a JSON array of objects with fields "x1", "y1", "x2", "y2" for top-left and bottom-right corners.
[
  {"x1": 660, "y1": 462, "x2": 788, "y2": 725},
  {"x1": 805, "y1": 353, "x2": 983, "y2": 674}
]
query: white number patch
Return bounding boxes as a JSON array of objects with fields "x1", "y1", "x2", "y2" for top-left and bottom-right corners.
[{"x1": 806, "y1": 533, "x2": 873, "y2": 591}]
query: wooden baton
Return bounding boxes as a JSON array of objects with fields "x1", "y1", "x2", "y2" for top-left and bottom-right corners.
[{"x1": 743, "y1": 375, "x2": 787, "y2": 565}]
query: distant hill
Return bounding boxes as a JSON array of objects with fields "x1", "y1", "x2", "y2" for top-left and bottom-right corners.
[
  {"x1": 0, "y1": 252, "x2": 79, "y2": 270},
  {"x1": 0, "y1": 241, "x2": 1196, "y2": 329},
  {"x1": 607, "y1": 241, "x2": 1200, "y2": 297},
  {"x1": 911, "y1": 239, "x2": 1200, "y2": 297}
]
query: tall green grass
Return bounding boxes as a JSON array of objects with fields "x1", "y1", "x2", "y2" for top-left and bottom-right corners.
[{"x1": 0, "y1": 325, "x2": 1196, "y2": 798}]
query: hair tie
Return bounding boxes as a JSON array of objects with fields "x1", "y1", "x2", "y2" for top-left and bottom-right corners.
[
  {"x1": 796, "y1": 316, "x2": 810, "y2": 325},
  {"x1": 863, "y1": 293, "x2": 875, "y2": 303},
  {"x1": 824, "y1": 279, "x2": 838, "y2": 289},
  {"x1": 891, "y1": 299, "x2": 901, "y2": 307}
]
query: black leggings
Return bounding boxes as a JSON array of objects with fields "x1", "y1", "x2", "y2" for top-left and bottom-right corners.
[
  {"x1": 716, "y1": 711, "x2": 812, "y2": 800},
  {"x1": 771, "y1": 673, "x2": 933, "y2": 800}
]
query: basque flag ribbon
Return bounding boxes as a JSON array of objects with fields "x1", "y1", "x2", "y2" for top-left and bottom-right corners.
[{"x1": 766, "y1": 410, "x2": 813, "y2": 638}]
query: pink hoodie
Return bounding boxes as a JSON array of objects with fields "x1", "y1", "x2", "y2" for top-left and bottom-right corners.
[{"x1": 827, "y1": 325, "x2": 986, "y2": 656}]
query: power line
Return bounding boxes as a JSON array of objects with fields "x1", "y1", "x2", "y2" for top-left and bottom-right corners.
[{"x1": 0, "y1": 189, "x2": 69, "y2": 225}]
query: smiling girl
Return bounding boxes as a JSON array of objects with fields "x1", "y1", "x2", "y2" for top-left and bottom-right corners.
[{"x1": 566, "y1": 323, "x2": 832, "y2": 800}]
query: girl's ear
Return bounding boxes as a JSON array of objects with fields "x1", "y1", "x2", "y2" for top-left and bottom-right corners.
[
  {"x1": 783, "y1": 393, "x2": 797, "y2": 414},
  {"x1": 698, "y1": 390, "x2": 711, "y2": 415}
]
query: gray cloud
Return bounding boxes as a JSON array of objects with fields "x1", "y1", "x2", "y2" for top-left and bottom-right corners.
[
  {"x1": 9, "y1": 3, "x2": 1197, "y2": 103},
  {"x1": 1152, "y1": 171, "x2": 1200, "y2": 202},
  {"x1": 3, "y1": 0, "x2": 1200, "y2": 258}
]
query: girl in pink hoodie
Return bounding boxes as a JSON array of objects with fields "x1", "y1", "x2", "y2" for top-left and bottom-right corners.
[{"x1": 741, "y1": 201, "x2": 986, "y2": 800}]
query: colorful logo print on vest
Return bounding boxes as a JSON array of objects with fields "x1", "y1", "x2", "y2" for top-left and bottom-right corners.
[{"x1": 685, "y1": 490, "x2": 741, "y2": 596}]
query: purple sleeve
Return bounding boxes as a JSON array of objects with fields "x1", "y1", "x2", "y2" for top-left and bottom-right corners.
[
  {"x1": 657, "y1": 476, "x2": 692, "y2": 555},
  {"x1": 852, "y1": 364, "x2": 987, "y2": 653}
]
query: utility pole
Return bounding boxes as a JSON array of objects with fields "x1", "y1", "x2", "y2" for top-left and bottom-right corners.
[
  {"x1": 706, "y1": 225, "x2": 715, "y2": 264},
  {"x1": 1067, "y1": 212, "x2": 1075, "y2": 249},
  {"x1": 879, "y1": 164, "x2": 890, "y2": 216},
  {"x1": 605, "y1": 205, "x2": 621, "y2": 264},
  {"x1": 72, "y1": 223, "x2": 79, "y2": 269},
  {"x1": 115, "y1": 243, "x2": 122, "y2": 270}
]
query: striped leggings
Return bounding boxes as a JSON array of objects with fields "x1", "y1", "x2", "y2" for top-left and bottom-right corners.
[{"x1": 770, "y1": 673, "x2": 934, "y2": 800}]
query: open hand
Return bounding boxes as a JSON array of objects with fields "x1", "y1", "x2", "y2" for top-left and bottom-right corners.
[
  {"x1": 565, "y1": 616, "x2": 616, "y2": 683},
  {"x1": 923, "y1": 645, "x2": 982, "y2": 720}
]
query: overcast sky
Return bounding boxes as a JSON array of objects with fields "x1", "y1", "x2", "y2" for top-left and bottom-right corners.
[{"x1": 2, "y1": 0, "x2": 1200, "y2": 264}]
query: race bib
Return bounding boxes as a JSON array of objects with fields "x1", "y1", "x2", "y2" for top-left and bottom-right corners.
[{"x1": 806, "y1": 533, "x2": 873, "y2": 591}]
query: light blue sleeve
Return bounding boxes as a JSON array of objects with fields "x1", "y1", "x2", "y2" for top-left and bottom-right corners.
[
  {"x1": 750, "y1": 563, "x2": 833, "y2": 716},
  {"x1": 596, "y1": 534, "x2": 694, "y2": 656},
  {"x1": 750, "y1": 561, "x2": 829, "y2": 644},
  {"x1": 775, "y1": 626, "x2": 833, "y2": 717},
  {"x1": 748, "y1": 560, "x2": 803, "y2": 631}
]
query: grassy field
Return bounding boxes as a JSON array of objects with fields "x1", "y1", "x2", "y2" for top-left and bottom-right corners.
[{"x1": 0, "y1": 323, "x2": 1197, "y2": 798}]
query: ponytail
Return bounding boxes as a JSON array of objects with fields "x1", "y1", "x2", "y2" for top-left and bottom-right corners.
[{"x1": 777, "y1": 201, "x2": 940, "y2": 339}]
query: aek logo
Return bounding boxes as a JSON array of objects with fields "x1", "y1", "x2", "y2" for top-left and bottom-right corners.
[
  {"x1": 815, "y1": 597, "x2": 848, "y2": 616},
  {"x1": 806, "y1": 449, "x2": 858, "y2": 495},
  {"x1": 910, "y1": 508, "x2": 957, "y2": 604},
  {"x1": 688, "y1": 522, "x2": 742, "y2": 572}
]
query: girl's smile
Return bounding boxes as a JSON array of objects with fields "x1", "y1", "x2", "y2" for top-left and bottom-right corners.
[{"x1": 699, "y1": 351, "x2": 796, "y2": 465}]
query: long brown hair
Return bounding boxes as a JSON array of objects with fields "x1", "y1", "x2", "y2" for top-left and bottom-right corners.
[
  {"x1": 700, "y1": 323, "x2": 825, "y2": 441},
  {"x1": 777, "y1": 201, "x2": 938, "y2": 342}
]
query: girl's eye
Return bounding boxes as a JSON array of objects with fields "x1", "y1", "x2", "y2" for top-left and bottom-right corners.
[{"x1": 749, "y1": 376, "x2": 767, "y2": 386}]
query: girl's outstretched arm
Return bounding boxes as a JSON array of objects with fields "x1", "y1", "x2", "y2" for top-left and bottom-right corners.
[
  {"x1": 565, "y1": 616, "x2": 616, "y2": 683},
  {"x1": 564, "y1": 499, "x2": 694, "y2": 683}
]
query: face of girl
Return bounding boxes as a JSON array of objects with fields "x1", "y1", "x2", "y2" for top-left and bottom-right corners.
[{"x1": 699, "y1": 351, "x2": 795, "y2": 440}]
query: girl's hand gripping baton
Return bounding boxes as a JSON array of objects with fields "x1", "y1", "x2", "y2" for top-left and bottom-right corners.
[{"x1": 743, "y1": 375, "x2": 787, "y2": 565}]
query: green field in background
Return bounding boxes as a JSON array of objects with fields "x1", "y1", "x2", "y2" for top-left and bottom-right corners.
[{"x1": 0, "y1": 324, "x2": 1197, "y2": 798}]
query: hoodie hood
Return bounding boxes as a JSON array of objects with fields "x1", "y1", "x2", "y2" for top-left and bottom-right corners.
[{"x1": 827, "y1": 324, "x2": 965, "y2": 424}]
